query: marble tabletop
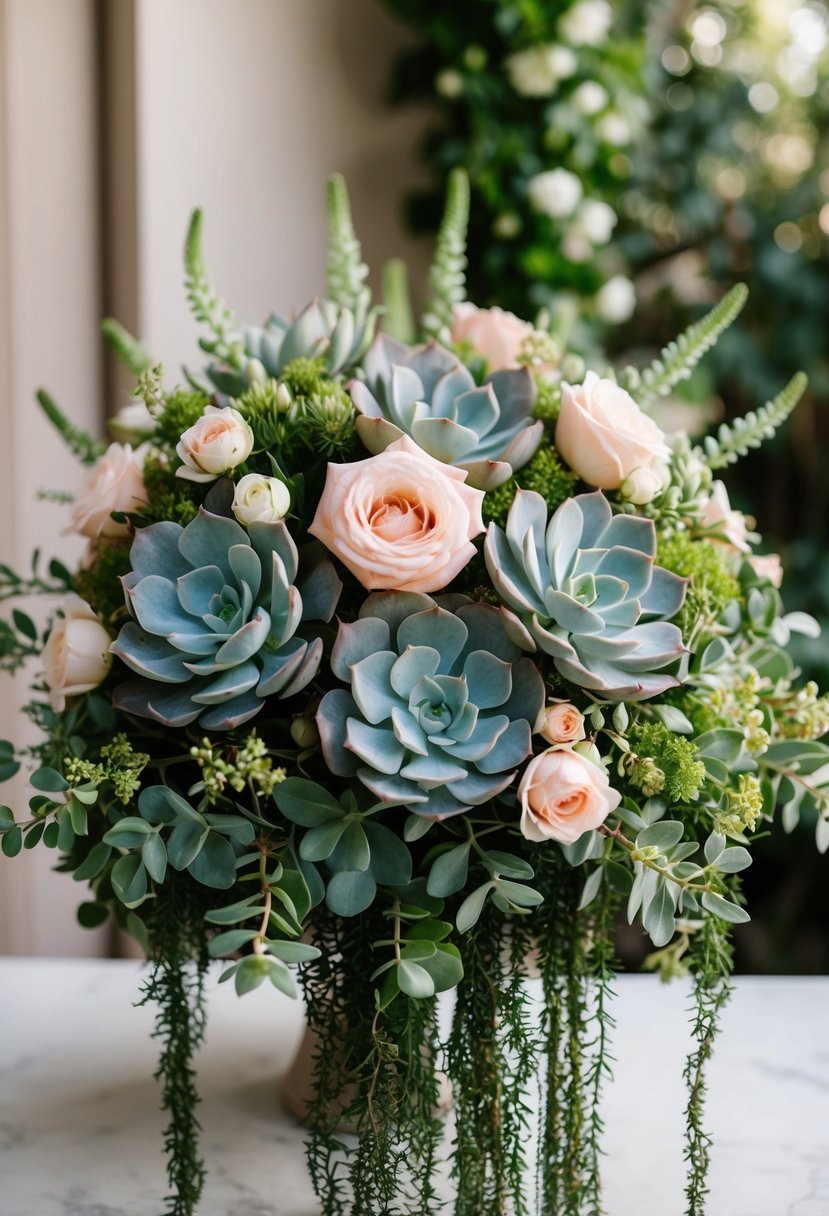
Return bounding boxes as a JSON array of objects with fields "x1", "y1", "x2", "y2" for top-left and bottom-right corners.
[{"x1": 0, "y1": 959, "x2": 827, "y2": 1215}]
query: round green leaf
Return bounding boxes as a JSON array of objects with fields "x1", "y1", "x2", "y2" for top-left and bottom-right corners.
[{"x1": 187, "y1": 832, "x2": 237, "y2": 888}]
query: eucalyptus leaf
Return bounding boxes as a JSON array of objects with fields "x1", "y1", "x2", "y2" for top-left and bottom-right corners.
[
  {"x1": 111, "y1": 854, "x2": 148, "y2": 908},
  {"x1": 275, "y1": 777, "x2": 344, "y2": 826},
  {"x1": 578, "y1": 867, "x2": 604, "y2": 911},
  {"x1": 141, "y1": 833, "x2": 168, "y2": 884},
  {"x1": 187, "y1": 832, "x2": 238, "y2": 888},
  {"x1": 167, "y1": 821, "x2": 208, "y2": 871},
  {"x1": 426, "y1": 843, "x2": 470, "y2": 898},
  {"x1": 30, "y1": 767, "x2": 68, "y2": 793},
  {"x1": 701, "y1": 891, "x2": 750, "y2": 923},
  {"x1": 364, "y1": 821, "x2": 412, "y2": 886},
  {"x1": 643, "y1": 879, "x2": 675, "y2": 947},
  {"x1": 325, "y1": 868, "x2": 376, "y2": 916},
  {"x1": 72, "y1": 841, "x2": 112, "y2": 882},
  {"x1": 300, "y1": 818, "x2": 349, "y2": 863},
  {"x1": 456, "y1": 882, "x2": 493, "y2": 934},
  {"x1": 397, "y1": 960, "x2": 435, "y2": 999},
  {"x1": 329, "y1": 821, "x2": 371, "y2": 873},
  {"x1": 208, "y1": 928, "x2": 259, "y2": 957},
  {"x1": 716, "y1": 846, "x2": 752, "y2": 874}
]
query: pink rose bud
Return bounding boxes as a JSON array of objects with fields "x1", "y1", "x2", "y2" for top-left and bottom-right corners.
[
  {"x1": 309, "y1": 436, "x2": 485, "y2": 594},
  {"x1": 70, "y1": 443, "x2": 149, "y2": 539},
  {"x1": 539, "y1": 702, "x2": 586, "y2": 745},
  {"x1": 450, "y1": 303, "x2": 536, "y2": 373},
  {"x1": 699, "y1": 481, "x2": 751, "y2": 553},
  {"x1": 556, "y1": 371, "x2": 670, "y2": 491},
  {"x1": 176, "y1": 406, "x2": 254, "y2": 483},
  {"x1": 41, "y1": 595, "x2": 112, "y2": 713},
  {"x1": 749, "y1": 553, "x2": 783, "y2": 588},
  {"x1": 518, "y1": 745, "x2": 621, "y2": 845}
]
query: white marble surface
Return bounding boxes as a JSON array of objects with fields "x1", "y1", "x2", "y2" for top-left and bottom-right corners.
[{"x1": 1, "y1": 960, "x2": 828, "y2": 1215}]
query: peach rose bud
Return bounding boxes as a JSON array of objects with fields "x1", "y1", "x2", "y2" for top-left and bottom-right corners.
[
  {"x1": 42, "y1": 595, "x2": 112, "y2": 713},
  {"x1": 70, "y1": 442, "x2": 150, "y2": 539},
  {"x1": 309, "y1": 435, "x2": 485, "y2": 594},
  {"x1": 451, "y1": 303, "x2": 535, "y2": 373},
  {"x1": 538, "y1": 702, "x2": 586, "y2": 745},
  {"x1": 699, "y1": 481, "x2": 750, "y2": 553},
  {"x1": 518, "y1": 745, "x2": 621, "y2": 845},
  {"x1": 749, "y1": 553, "x2": 783, "y2": 588},
  {"x1": 176, "y1": 405, "x2": 254, "y2": 483},
  {"x1": 556, "y1": 371, "x2": 670, "y2": 491}
]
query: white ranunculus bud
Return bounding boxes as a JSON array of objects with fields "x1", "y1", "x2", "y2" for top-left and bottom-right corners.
[
  {"x1": 528, "y1": 168, "x2": 583, "y2": 219},
  {"x1": 595, "y1": 275, "x2": 637, "y2": 323},
  {"x1": 558, "y1": 0, "x2": 613, "y2": 47},
  {"x1": 41, "y1": 596, "x2": 112, "y2": 713},
  {"x1": 231, "y1": 474, "x2": 291, "y2": 525}
]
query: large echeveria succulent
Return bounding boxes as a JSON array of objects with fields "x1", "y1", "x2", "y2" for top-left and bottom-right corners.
[
  {"x1": 316, "y1": 593, "x2": 545, "y2": 818},
  {"x1": 485, "y1": 490, "x2": 687, "y2": 701},
  {"x1": 111, "y1": 508, "x2": 340, "y2": 729},
  {"x1": 350, "y1": 334, "x2": 544, "y2": 491},
  {"x1": 202, "y1": 297, "x2": 378, "y2": 398}
]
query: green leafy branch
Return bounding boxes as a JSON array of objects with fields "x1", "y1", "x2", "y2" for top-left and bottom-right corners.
[
  {"x1": 698, "y1": 372, "x2": 808, "y2": 471},
  {"x1": 36, "y1": 389, "x2": 106, "y2": 464},
  {"x1": 183, "y1": 209, "x2": 241, "y2": 365},
  {"x1": 326, "y1": 174, "x2": 370, "y2": 313},
  {"x1": 0, "y1": 552, "x2": 73, "y2": 604},
  {"x1": 629, "y1": 284, "x2": 748, "y2": 407},
  {"x1": 422, "y1": 167, "x2": 470, "y2": 341}
]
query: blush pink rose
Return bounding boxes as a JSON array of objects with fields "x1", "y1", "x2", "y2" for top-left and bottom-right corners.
[
  {"x1": 41, "y1": 595, "x2": 112, "y2": 713},
  {"x1": 176, "y1": 405, "x2": 254, "y2": 482},
  {"x1": 749, "y1": 553, "x2": 783, "y2": 587},
  {"x1": 309, "y1": 435, "x2": 485, "y2": 593},
  {"x1": 538, "y1": 702, "x2": 586, "y2": 745},
  {"x1": 699, "y1": 481, "x2": 751, "y2": 553},
  {"x1": 518, "y1": 745, "x2": 620, "y2": 845},
  {"x1": 70, "y1": 442, "x2": 149, "y2": 539},
  {"x1": 451, "y1": 303, "x2": 535, "y2": 372},
  {"x1": 556, "y1": 371, "x2": 671, "y2": 490}
]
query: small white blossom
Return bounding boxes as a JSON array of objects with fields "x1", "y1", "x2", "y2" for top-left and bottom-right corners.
[
  {"x1": 558, "y1": 0, "x2": 613, "y2": 47},
  {"x1": 578, "y1": 199, "x2": 618, "y2": 245},
  {"x1": 597, "y1": 111, "x2": 632, "y2": 145},
  {"x1": 506, "y1": 44, "x2": 577, "y2": 97},
  {"x1": 572, "y1": 80, "x2": 609, "y2": 115},
  {"x1": 528, "y1": 168, "x2": 583, "y2": 219},
  {"x1": 595, "y1": 275, "x2": 637, "y2": 323}
]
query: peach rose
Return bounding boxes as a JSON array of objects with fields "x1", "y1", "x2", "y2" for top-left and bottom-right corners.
[
  {"x1": 70, "y1": 443, "x2": 149, "y2": 539},
  {"x1": 451, "y1": 303, "x2": 535, "y2": 372},
  {"x1": 699, "y1": 481, "x2": 751, "y2": 553},
  {"x1": 309, "y1": 435, "x2": 485, "y2": 593},
  {"x1": 539, "y1": 702, "x2": 586, "y2": 745},
  {"x1": 42, "y1": 596, "x2": 112, "y2": 713},
  {"x1": 749, "y1": 553, "x2": 783, "y2": 588},
  {"x1": 518, "y1": 745, "x2": 620, "y2": 845},
  {"x1": 556, "y1": 371, "x2": 670, "y2": 491},
  {"x1": 176, "y1": 405, "x2": 253, "y2": 483}
]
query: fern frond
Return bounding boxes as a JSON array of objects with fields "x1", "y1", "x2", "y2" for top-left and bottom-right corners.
[
  {"x1": 36, "y1": 389, "x2": 106, "y2": 465},
  {"x1": 101, "y1": 317, "x2": 152, "y2": 376},
  {"x1": 183, "y1": 209, "x2": 241, "y2": 365},
  {"x1": 326, "y1": 174, "x2": 369, "y2": 312},
  {"x1": 637, "y1": 284, "x2": 748, "y2": 406},
  {"x1": 699, "y1": 372, "x2": 808, "y2": 470},
  {"x1": 422, "y1": 167, "x2": 470, "y2": 341},
  {"x1": 381, "y1": 258, "x2": 416, "y2": 344}
]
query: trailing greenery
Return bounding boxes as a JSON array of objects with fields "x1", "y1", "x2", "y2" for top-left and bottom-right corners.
[
  {"x1": 631, "y1": 285, "x2": 748, "y2": 408},
  {"x1": 422, "y1": 167, "x2": 470, "y2": 341},
  {"x1": 699, "y1": 372, "x2": 808, "y2": 471},
  {"x1": 101, "y1": 317, "x2": 153, "y2": 375},
  {"x1": 36, "y1": 389, "x2": 106, "y2": 465}
]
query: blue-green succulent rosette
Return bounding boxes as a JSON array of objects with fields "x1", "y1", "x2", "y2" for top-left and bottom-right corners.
[
  {"x1": 110, "y1": 507, "x2": 341, "y2": 730},
  {"x1": 350, "y1": 334, "x2": 544, "y2": 490},
  {"x1": 316, "y1": 592, "x2": 545, "y2": 819},
  {"x1": 486, "y1": 489, "x2": 688, "y2": 700}
]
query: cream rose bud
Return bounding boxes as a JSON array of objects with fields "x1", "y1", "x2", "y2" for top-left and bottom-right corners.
[
  {"x1": 451, "y1": 303, "x2": 534, "y2": 372},
  {"x1": 231, "y1": 474, "x2": 291, "y2": 525},
  {"x1": 700, "y1": 481, "x2": 751, "y2": 552},
  {"x1": 176, "y1": 405, "x2": 254, "y2": 483},
  {"x1": 309, "y1": 435, "x2": 485, "y2": 594},
  {"x1": 619, "y1": 462, "x2": 670, "y2": 506},
  {"x1": 42, "y1": 596, "x2": 112, "y2": 713},
  {"x1": 749, "y1": 553, "x2": 783, "y2": 588},
  {"x1": 538, "y1": 703, "x2": 586, "y2": 745},
  {"x1": 556, "y1": 371, "x2": 671, "y2": 491},
  {"x1": 70, "y1": 442, "x2": 149, "y2": 539},
  {"x1": 519, "y1": 745, "x2": 621, "y2": 845}
]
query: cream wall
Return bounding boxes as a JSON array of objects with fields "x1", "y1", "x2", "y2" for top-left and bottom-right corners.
[{"x1": 0, "y1": 0, "x2": 429, "y2": 955}]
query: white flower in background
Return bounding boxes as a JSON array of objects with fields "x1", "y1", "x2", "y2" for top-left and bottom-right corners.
[
  {"x1": 107, "y1": 401, "x2": 156, "y2": 444},
  {"x1": 572, "y1": 80, "x2": 608, "y2": 116},
  {"x1": 558, "y1": 0, "x2": 613, "y2": 47},
  {"x1": 597, "y1": 111, "x2": 632, "y2": 146},
  {"x1": 231, "y1": 474, "x2": 291, "y2": 525},
  {"x1": 595, "y1": 275, "x2": 637, "y2": 323},
  {"x1": 578, "y1": 199, "x2": 618, "y2": 245},
  {"x1": 493, "y1": 212, "x2": 521, "y2": 239},
  {"x1": 436, "y1": 69, "x2": 464, "y2": 99},
  {"x1": 528, "y1": 168, "x2": 583, "y2": 219},
  {"x1": 562, "y1": 227, "x2": 592, "y2": 263},
  {"x1": 506, "y1": 44, "x2": 577, "y2": 97},
  {"x1": 41, "y1": 596, "x2": 112, "y2": 713}
]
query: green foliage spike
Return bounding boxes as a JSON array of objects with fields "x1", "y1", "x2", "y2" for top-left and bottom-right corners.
[
  {"x1": 183, "y1": 209, "x2": 240, "y2": 365},
  {"x1": 635, "y1": 284, "x2": 748, "y2": 406},
  {"x1": 700, "y1": 371, "x2": 808, "y2": 471},
  {"x1": 382, "y1": 257, "x2": 416, "y2": 344},
  {"x1": 422, "y1": 167, "x2": 470, "y2": 340},
  {"x1": 326, "y1": 174, "x2": 369, "y2": 312},
  {"x1": 101, "y1": 317, "x2": 152, "y2": 376},
  {"x1": 36, "y1": 389, "x2": 106, "y2": 465}
]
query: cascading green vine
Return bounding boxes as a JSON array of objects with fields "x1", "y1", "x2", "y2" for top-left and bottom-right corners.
[{"x1": 138, "y1": 882, "x2": 211, "y2": 1216}]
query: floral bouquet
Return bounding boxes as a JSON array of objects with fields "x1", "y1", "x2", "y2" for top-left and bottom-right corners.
[{"x1": 1, "y1": 171, "x2": 826, "y2": 1216}]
